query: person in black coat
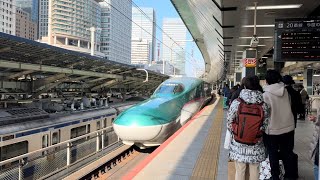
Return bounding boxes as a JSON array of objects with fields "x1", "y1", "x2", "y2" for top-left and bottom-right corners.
[{"x1": 283, "y1": 75, "x2": 303, "y2": 127}]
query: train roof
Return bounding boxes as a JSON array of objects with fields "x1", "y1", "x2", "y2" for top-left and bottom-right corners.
[
  {"x1": 162, "y1": 77, "x2": 203, "y2": 91},
  {"x1": 0, "y1": 101, "x2": 137, "y2": 135}
]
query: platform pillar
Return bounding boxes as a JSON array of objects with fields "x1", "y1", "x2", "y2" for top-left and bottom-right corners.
[
  {"x1": 241, "y1": 49, "x2": 257, "y2": 78},
  {"x1": 303, "y1": 68, "x2": 313, "y2": 95}
]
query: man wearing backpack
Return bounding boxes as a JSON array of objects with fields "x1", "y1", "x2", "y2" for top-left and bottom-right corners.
[
  {"x1": 263, "y1": 70, "x2": 297, "y2": 180},
  {"x1": 227, "y1": 75, "x2": 270, "y2": 180}
]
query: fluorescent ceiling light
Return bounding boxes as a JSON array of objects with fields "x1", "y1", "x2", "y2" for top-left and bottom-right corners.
[
  {"x1": 314, "y1": 74, "x2": 320, "y2": 77},
  {"x1": 237, "y1": 45, "x2": 266, "y2": 47},
  {"x1": 236, "y1": 51, "x2": 243, "y2": 53},
  {"x1": 242, "y1": 25, "x2": 275, "y2": 28},
  {"x1": 239, "y1": 36, "x2": 273, "y2": 39},
  {"x1": 246, "y1": 4, "x2": 302, "y2": 10}
]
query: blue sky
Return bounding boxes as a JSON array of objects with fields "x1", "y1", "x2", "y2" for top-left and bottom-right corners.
[{"x1": 133, "y1": 0, "x2": 204, "y2": 77}]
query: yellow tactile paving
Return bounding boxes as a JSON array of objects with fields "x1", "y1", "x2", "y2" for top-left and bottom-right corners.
[{"x1": 191, "y1": 99, "x2": 224, "y2": 180}]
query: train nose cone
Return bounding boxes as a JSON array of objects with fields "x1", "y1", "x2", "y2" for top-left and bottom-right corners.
[{"x1": 113, "y1": 114, "x2": 163, "y2": 143}]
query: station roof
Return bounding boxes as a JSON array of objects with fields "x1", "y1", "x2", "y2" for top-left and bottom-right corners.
[
  {"x1": 0, "y1": 32, "x2": 168, "y2": 96},
  {"x1": 171, "y1": 0, "x2": 320, "y2": 77}
]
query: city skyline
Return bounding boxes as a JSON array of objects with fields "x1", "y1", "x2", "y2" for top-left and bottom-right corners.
[{"x1": 0, "y1": 0, "x2": 204, "y2": 77}]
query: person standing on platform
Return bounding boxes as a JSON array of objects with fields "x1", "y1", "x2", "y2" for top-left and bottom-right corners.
[
  {"x1": 230, "y1": 77, "x2": 247, "y2": 104},
  {"x1": 263, "y1": 70, "x2": 297, "y2": 180},
  {"x1": 223, "y1": 83, "x2": 231, "y2": 108},
  {"x1": 283, "y1": 75, "x2": 303, "y2": 127},
  {"x1": 227, "y1": 75, "x2": 269, "y2": 180},
  {"x1": 298, "y1": 85, "x2": 309, "y2": 120}
]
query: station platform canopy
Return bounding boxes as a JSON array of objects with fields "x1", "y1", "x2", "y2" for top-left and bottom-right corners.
[
  {"x1": 171, "y1": 0, "x2": 320, "y2": 79},
  {"x1": 0, "y1": 32, "x2": 168, "y2": 97}
]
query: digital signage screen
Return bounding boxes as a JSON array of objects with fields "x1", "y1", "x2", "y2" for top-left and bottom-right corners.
[{"x1": 274, "y1": 18, "x2": 320, "y2": 62}]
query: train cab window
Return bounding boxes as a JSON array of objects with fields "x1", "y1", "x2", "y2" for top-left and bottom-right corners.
[
  {"x1": 156, "y1": 83, "x2": 184, "y2": 94},
  {"x1": 97, "y1": 121, "x2": 101, "y2": 130},
  {"x1": 0, "y1": 141, "x2": 28, "y2": 161},
  {"x1": 42, "y1": 134, "x2": 49, "y2": 148},
  {"x1": 52, "y1": 131, "x2": 60, "y2": 145}
]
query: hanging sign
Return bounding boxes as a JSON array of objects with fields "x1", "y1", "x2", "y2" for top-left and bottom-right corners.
[{"x1": 242, "y1": 58, "x2": 257, "y2": 68}]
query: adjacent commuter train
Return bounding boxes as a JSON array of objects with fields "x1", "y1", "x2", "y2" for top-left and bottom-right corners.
[
  {"x1": 0, "y1": 102, "x2": 136, "y2": 164},
  {"x1": 113, "y1": 77, "x2": 212, "y2": 148}
]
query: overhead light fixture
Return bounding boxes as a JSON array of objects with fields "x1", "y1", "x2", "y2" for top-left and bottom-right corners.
[
  {"x1": 242, "y1": 25, "x2": 275, "y2": 28},
  {"x1": 262, "y1": 56, "x2": 268, "y2": 58},
  {"x1": 237, "y1": 45, "x2": 266, "y2": 47},
  {"x1": 236, "y1": 51, "x2": 243, "y2": 53},
  {"x1": 246, "y1": 4, "x2": 302, "y2": 10},
  {"x1": 239, "y1": 36, "x2": 273, "y2": 39}
]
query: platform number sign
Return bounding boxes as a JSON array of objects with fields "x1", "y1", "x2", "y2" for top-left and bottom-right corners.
[{"x1": 274, "y1": 18, "x2": 320, "y2": 62}]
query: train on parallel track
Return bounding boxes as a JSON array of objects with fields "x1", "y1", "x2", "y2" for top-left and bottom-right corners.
[
  {"x1": 0, "y1": 102, "x2": 136, "y2": 166},
  {"x1": 113, "y1": 77, "x2": 212, "y2": 149}
]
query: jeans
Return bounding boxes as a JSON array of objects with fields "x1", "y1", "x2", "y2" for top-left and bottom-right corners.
[
  {"x1": 314, "y1": 165, "x2": 319, "y2": 180},
  {"x1": 264, "y1": 131, "x2": 295, "y2": 180}
]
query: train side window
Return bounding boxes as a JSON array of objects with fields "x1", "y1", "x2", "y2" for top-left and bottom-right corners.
[
  {"x1": 0, "y1": 141, "x2": 28, "y2": 161},
  {"x1": 52, "y1": 132, "x2": 60, "y2": 145},
  {"x1": 87, "y1": 124, "x2": 91, "y2": 134},
  {"x1": 71, "y1": 125, "x2": 87, "y2": 139},
  {"x1": 2, "y1": 135, "x2": 14, "y2": 141},
  {"x1": 97, "y1": 121, "x2": 101, "y2": 130},
  {"x1": 42, "y1": 134, "x2": 49, "y2": 148}
]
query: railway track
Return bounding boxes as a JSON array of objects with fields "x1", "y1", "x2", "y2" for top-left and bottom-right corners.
[{"x1": 80, "y1": 145, "x2": 155, "y2": 180}]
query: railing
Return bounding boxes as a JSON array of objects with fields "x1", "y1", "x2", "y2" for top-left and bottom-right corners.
[{"x1": 0, "y1": 126, "x2": 120, "y2": 180}]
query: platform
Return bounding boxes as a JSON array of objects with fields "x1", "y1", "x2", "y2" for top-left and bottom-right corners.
[{"x1": 123, "y1": 97, "x2": 315, "y2": 180}]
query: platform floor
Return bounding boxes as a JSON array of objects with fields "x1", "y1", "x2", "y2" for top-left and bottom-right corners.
[{"x1": 124, "y1": 97, "x2": 315, "y2": 180}]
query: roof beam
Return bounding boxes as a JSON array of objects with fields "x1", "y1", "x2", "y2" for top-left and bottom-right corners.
[
  {"x1": 0, "y1": 59, "x2": 146, "y2": 82},
  {"x1": 8, "y1": 70, "x2": 35, "y2": 79},
  {"x1": 34, "y1": 73, "x2": 68, "y2": 90},
  {"x1": 88, "y1": 77, "x2": 108, "y2": 83},
  {"x1": 91, "y1": 79, "x2": 118, "y2": 91},
  {"x1": 32, "y1": 78, "x2": 69, "y2": 98}
]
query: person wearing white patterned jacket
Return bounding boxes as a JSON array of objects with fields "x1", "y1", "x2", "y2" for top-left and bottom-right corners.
[{"x1": 227, "y1": 75, "x2": 270, "y2": 180}]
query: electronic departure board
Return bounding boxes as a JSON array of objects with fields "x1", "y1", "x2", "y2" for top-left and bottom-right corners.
[{"x1": 274, "y1": 18, "x2": 320, "y2": 62}]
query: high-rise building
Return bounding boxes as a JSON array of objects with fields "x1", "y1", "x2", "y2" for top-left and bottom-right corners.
[
  {"x1": 0, "y1": 0, "x2": 16, "y2": 35},
  {"x1": 131, "y1": 7, "x2": 155, "y2": 64},
  {"x1": 162, "y1": 18, "x2": 187, "y2": 75},
  {"x1": 131, "y1": 38, "x2": 150, "y2": 64},
  {"x1": 16, "y1": 0, "x2": 39, "y2": 38},
  {"x1": 38, "y1": 0, "x2": 48, "y2": 39},
  {"x1": 100, "y1": 0, "x2": 132, "y2": 64},
  {"x1": 40, "y1": 0, "x2": 104, "y2": 57},
  {"x1": 16, "y1": 8, "x2": 37, "y2": 40}
]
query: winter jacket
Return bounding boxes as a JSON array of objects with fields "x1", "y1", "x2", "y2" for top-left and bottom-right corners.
[
  {"x1": 227, "y1": 89, "x2": 270, "y2": 163},
  {"x1": 285, "y1": 85, "x2": 303, "y2": 127},
  {"x1": 230, "y1": 87, "x2": 243, "y2": 104},
  {"x1": 310, "y1": 108, "x2": 320, "y2": 165},
  {"x1": 263, "y1": 82, "x2": 295, "y2": 135},
  {"x1": 300, "y1": 89, "x2": 309, "y2": 105}
]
